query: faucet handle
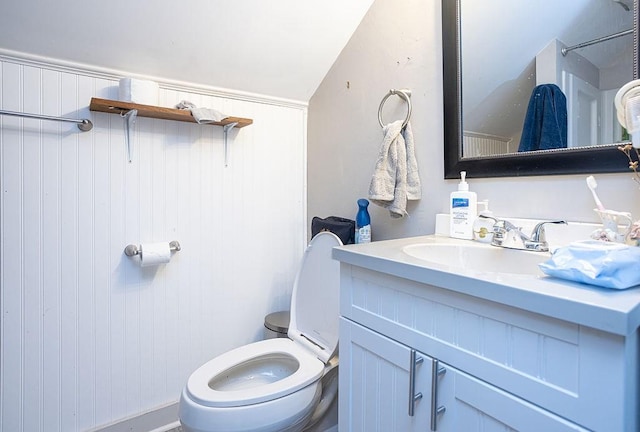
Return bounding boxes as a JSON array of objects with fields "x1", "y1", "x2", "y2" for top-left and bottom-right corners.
[
  {"x1": 531, "y1": 220, "x2": 568, "y2": 243},
  {"x1": 482, "y1": 217, "x2": 522, "y2": 247}
]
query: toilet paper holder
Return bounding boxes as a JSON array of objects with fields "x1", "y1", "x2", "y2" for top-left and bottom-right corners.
[{"x1": 124, "y1": 240, "x2": 181, "y2": 257}]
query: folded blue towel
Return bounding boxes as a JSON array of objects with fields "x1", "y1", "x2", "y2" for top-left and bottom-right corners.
[{"x1": 518, "y1": 84, "x2": 568, "y2": 152}]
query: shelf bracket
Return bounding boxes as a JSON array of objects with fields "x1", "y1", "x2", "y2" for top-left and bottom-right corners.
[
  {"x1": 223, "y1": 122, "x2": 238, "y2": 167},
  {"x1": 121, "y1": 109, "x2": 138, "y2": 163}
]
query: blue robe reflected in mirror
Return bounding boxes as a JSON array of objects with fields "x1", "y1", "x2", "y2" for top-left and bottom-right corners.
[{"x1": 518, "y1": 84, "x2": 568, "y2": 152}]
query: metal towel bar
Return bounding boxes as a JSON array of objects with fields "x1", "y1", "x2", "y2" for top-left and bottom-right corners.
[
  {"x1": 0, "y1": 109, "x2": 93, "y2": 131},
  {"x1": 378, "y1": 88, "x2": 412, "y2": 128}
]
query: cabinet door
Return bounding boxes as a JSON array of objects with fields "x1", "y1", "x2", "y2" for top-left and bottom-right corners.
[
  {"x1": 436, "y1": 363, "x2": 589, "y2": 432},
  {"x1": 339, "y1": 318, "x2": 433, "y2": 432}
]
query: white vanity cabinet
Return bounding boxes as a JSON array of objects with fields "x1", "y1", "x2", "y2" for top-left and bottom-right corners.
[
  {"x1": 435, "y1": 362, "x2": 588, "y2": 431},
  {"x1": 335, "y1": 256, "x2": 639, "y2": 432},
  {"x1": 339, "y1": 317, "x2": 435, "y2": 432},
  {"x1": 340, "y1": 318, "x2": 588, "y2": 432}
]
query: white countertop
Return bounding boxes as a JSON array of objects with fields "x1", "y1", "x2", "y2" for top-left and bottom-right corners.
[{"x1": 333, "y1": 235, "x2": 640, "y2": 337}]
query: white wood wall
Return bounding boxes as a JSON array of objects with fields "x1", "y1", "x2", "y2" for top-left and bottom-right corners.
[{"x1": 0, "y1": 54, "x2": 308, "y2": 431}]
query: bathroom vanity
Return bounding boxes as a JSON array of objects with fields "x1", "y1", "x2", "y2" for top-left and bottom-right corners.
[{"x1": 333, "y1": 235, "x2": 640, "y2": 431}]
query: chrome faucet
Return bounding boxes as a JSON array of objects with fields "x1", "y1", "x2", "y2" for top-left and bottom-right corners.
[{"x1": 479, "y1": 216, "x2": 567, "y2": 252}]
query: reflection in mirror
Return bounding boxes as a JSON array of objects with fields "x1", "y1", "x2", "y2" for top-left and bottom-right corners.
[
  {"x1": 462, "y1": 0, "x2": 633, "y2": 157},
  {"x1": 443, "y1": 0, "x2": 639, "y2": 178}
]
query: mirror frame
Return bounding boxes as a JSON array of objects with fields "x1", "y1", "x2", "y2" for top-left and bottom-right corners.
[{"x1": 443, "y1": 0, "x2": 640, "y2": 179}]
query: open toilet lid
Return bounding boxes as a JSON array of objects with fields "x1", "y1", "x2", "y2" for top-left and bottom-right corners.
[{"x1": 288, "y1": 231, "x2": 342, "y2": 364}]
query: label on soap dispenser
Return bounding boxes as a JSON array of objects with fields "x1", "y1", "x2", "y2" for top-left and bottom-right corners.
[
  {"x1": 450, "y1": 194, "x2": 477, "y2": 239},
  {"x1": 452, "y1": 198, "x2": 470, "y2": 208}
]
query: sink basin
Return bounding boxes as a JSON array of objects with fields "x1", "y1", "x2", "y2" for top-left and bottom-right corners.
[{"x1": 402, "y1": 241, "x2": 549, "y2": 276}]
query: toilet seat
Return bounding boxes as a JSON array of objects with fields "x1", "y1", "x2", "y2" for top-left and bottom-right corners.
[
  {"x1": 185, "y1": 338, "x2": 324, "y2": 408},
  {"x1": 288, "y1": 232, "x2": 342, "y2": 363}
]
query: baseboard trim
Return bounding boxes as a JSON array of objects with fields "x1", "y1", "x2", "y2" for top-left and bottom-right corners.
[{"x1": 89, "y1": 402, "x2": 179, "y2": 432}]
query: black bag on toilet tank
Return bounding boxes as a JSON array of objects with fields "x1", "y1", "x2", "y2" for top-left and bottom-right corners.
[{"x1": 311, "y1": 216, "x2": 355, "y2": 245}]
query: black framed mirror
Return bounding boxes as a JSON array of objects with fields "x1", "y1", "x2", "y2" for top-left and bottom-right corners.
[{"x1": 443, "y1": 0, "x2": 639, "y2": 179}]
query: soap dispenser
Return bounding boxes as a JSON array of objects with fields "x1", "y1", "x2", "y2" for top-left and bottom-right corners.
[
  {"x1": 473, "y1": 200, "x2": 495, "y2": 243},
  {"x1": 450, "y1": 171, "x2": 477, "y2": 240}
]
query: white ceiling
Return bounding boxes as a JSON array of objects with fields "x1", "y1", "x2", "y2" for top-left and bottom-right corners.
[{"x1": 0, "y1": 0, "x2": 374, "y2": 102}]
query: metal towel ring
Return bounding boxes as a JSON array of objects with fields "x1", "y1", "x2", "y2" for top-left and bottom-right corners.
[{"x1": 378, "y1": 88, "x2": 412, "y2": 128}]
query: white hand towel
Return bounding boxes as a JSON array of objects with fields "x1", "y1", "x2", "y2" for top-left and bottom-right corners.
[
  {"x1": 404, "y1": 121, "x2": 421, "y2": 200},
  {"x1": 368, "y1": 120, "x2": 421, "y2": 218}
]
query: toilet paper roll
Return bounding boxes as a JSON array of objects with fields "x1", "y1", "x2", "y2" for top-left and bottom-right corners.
[
  {"x1": 140, "y1": 242, "x2": 171, "y2": 267},
  {"x1": 118, "y1": 78, "x2": 159, "y2": 106}
]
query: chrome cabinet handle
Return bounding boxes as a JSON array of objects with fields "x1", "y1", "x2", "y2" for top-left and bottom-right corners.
[
  {"x1": 430, "y1": 360, "x2": 447, "y2": 431},
  {"x1": 408, "y1": 349, "x2": 424, "y2": 416}
]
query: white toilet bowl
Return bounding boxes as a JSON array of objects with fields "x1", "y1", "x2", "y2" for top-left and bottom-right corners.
[{"x1": 179, "y1": 232, "x2": 343, "y2": 432}]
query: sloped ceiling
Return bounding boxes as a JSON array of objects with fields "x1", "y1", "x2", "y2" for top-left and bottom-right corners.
[{"x1": 0, "y1": 0, "x2": 374, "y2": 101}]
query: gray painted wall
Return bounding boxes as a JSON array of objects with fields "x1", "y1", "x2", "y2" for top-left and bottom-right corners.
[{"x1": 308, "y1": 0, "x2": 640, "y2": 242}]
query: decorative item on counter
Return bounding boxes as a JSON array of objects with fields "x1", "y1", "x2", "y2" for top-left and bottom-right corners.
[
  {"x1": 614, "y1": 82, "x2": 640, "y2": 246},
  {"x1": 472, "y1": 199, "x2": 496, "y2": 243},
  {"x1": 618, "y1": 143, "x2": 640, "y2": 188},
  {"x1": 628, "y1": 220, "x2": 640, "y2": 246},
  {"x1": 355, "y1": 198, "x2": 371, "y2": 244},
  {"x1": 590, "y1": 209, "x2": 633, "y2": 243},
  {"x1": 616, "y1": 80, "x2": 640, "y2": 190}
]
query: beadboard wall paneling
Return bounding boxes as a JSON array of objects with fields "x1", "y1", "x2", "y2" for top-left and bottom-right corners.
[{"x1": 0, "y1": 57, "x2": 307, "y2": 431}]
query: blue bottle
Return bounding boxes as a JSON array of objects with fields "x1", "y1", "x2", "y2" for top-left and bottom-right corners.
[{"x1": 355, "y1": 198, "x2": 371, "y2": 244}]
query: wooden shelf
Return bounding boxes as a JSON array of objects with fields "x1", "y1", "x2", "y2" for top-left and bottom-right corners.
[{"x1": 89, "y1": 98, "x2": 253, "y2": 128}]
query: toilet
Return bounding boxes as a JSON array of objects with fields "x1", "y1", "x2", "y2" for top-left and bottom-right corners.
[{"x1": 179, "y1": 232, "x2": 342, "y2": 432}]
